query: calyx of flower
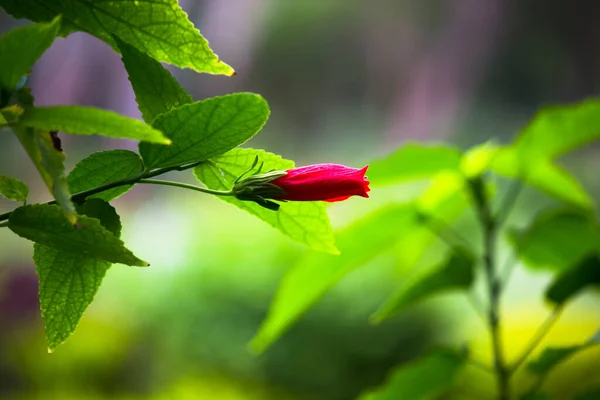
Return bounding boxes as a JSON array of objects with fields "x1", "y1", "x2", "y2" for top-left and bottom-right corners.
[{"x1": 233, "y1": 170, "x2": 288, "y2": 211}]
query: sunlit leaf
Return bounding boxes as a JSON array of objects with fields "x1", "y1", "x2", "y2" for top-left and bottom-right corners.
[
  {"x1": 194, "y1": 148, "x2": 337, "y2": 254},
  {"x1": 116, "y1": 36, "x2": 193, "y2": 124},
  {"x1": 35, "y1": 199, "x2": 121, "y2": 351},
  {"x1": 0, "y1": 0, "x2": 234, "y2": 75},
  {"x1": 460, "y1": 141, "x2": 500, "y2": 178},
  {"x1": 68, "y1": 150, "x2": 144, "y2": 201},
  {"x1": 527, "y1": 330, "x2": 600, "y2": 375},
  {"x1": 0, "y1": 16, "x2": 60, "y2": 89},
  {"x1": 0, "y1": 174, "x2": 28, "y2": 202},
  {"x1": 9, "y1": 203, "x2": 147, "y2": 266},
  {"x1": 509, "y1": 208, "x2": 600, "y2": 273},
  {"x1": 358, "y1": 349, "x2": 467, "y2": 400},
  {"x1": 368, "y1": 143, "x2": 461, "y2": 186},
  {"x1": 141, "y1": 94, "x2": 270, "y2": 169},
  {"x1": 18, "y1": 106, "x2": 170, "y2": 144},
  {"x1": 545, "y1": 255, "x2": 600, "y2": 305}
]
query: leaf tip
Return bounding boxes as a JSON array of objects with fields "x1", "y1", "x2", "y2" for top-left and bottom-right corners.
[{"x1": 47, "y1": 347, "x2": 54, "y2": 354}]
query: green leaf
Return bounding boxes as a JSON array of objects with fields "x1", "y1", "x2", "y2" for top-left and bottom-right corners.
[
  {"x1": 460, "y1": 141, "x2": 500, "y2": 178},
  {"x1": 0, "y1": 0, "x2": 234, "y2": 75},
  {"x1": 368, "y1": 143, "x2": 461, "y2": 186},
  {"x1": 8, "y1": 203, "x2": 147, "y2": 266},
  {"x1": 194, "y1": 148, "x2": 337, "y2": 254},
  {"x1": 527, "y1": 330, "x2": 600, "y2": 375},
  {"x1": 358, "y1": 349, "x2": 466, "y2": 400},
  {"x1": 35, "y1": 198, "x2": 121, "y2": 351},
  {"x1": 545, "y1": 255, "x2": 600, "y2": 305},
  {"x1": 373, "y1": 250, "x2": 475, "y2": 321},
  {"x1": 115, "y1": 36, "x2": 193, "y2": 124},
  {"x1": 18, "y1": 106, "x2": 170, "y2": 144},
  {"x1": 141, "y1": 94, "x2": 270, "y2": 169},
  {"x1": 0, "y1": 174, "x2": 28, "y2": 202},
  {"x1": 0, "y1": 16, "x2": 61, "y2": 89},
  {"x1": 68, "y1": 150, "x2": 144, "y2": 201},
  {"x1": 509, "y1": 209, "x2": 600, "y2": 273}
]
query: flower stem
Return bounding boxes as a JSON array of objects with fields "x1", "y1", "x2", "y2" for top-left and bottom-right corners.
[{"x1": 137, "y1": 179, "x2": 234, "y2": 196}]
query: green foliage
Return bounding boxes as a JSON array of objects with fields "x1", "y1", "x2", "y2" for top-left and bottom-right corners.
[
  {"x1": 545, "y1": 255, "x2": 600, "y2": 305},
  {"x1": 526, "y1": 330, "x2": 600, "y2": 374},
  {"x1": 0, "y1": 174, "x2": 28, "y2": 202},
  {"x1": 35, "y1": 199, "x2": 121, "y2": 351},
  {"x1": 18, "y1": 106, "x2": 170, "y2": 144},
  {"x1": 358, "y1": 349, "x2": 467, "y2": 400},
  {"x1": 0, "y1": 15, "x2": 60, "y2": 89},
  {"x1": 8, "y1": 204, "x2": 147, "y2": 266},
  {"x1": 116, "y1": 36, "x2": 193, "y2": 123},
  {"x1": 0, "y1": 0, "x2": 234, "y2": 75},
  {"x1": 574, "y1": 389, "x2": 600, "y2": 400},
  {"x1": 373, "y1": 250, "x2": 474, "y2": 321},
  {"x1": 194, "y1": 148, "x2": 337, "y2": 254},
  {"x1": 140, "y1": 94, "x2": 270, "y2": 169},
  {"x1": 368, "y1": 143, "x2": 461, "y2": 185},
  {"x1": 509, "y1": 209, "x2": 600, "y2": 272},
  {"x1": 68, "y1": 150, "x2": 144, "y2": 201}
]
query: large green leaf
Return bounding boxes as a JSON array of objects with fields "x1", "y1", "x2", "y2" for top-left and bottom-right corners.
[
  {"x1": 193, "y1": 148, "x2": 337, "y2": 254},
  {"x1": 368, "y1": 143, "x2": 461, "y2": 186},
  {"x1": 358, "y1": 349, "x2": 467, "y2": 400},
  {"x1": 68, "y1": 150, "x2": 144, "y2": 201},
  {"x1": 18, "y1": 106, "x2": 170, "y2": 144},
  {"x1": 0, "y1": 16, "x2": 61, "y2": 89},
  {"x1": 545, "y1": 255, "x2": 600, "y2": 305},
  {"x1": 527, "y1": 330, "x2": 600, "y2": 375},
  {"x1": 0, "y1": 174, "x2": 28, "y2": 202},
  {"x1": 35, "y1": 199, "x2": 121, "y2": 351},
  {"x1": 8, "y1": 203, "x2": 147, "y2": 266},
  {"x1": 116, "y1": 36, "x2": 193, "y2": 124},
  {"x1": 0, "y1": 0, "x2": 234, "y2": 75},
  {"x1": 509, "y1": 209, "x2": 600, "y2": 273},
  {"x1": 373, "y1": 250, "x2": 475, "y2": 321},
  {"x1": 141, "y1": 94, "x2": 270, "y2": 169}
]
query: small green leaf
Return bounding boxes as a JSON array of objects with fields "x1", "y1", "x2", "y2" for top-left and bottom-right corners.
[
  {"x1": 0, "y1": 16, "x2": 61, "y2": 89},
  {"x1": 368, "y1": 143, "x2": 461, "y2": 186},
  {"x1": 35, "y1": 199, "x2": 121, "y2": 351},
  {"x1": 0, "y1": 174, "x2": 28, "y2": 202},
  {"x1": 527, "y1": 330, "x2": 600, "y2": 375},
  {"x1": 373, "y1": 250, "x2": 475, "y2": 321},
  {"x1": 141, "y1": 94, "x2": 270, "y2": 169},
  {"x1": 0, "y1": 0, "x2": 234, "y2": 75},
  {"x1": 358, "y1": 349, "x2": 467, "y2": 400},
  {"x1": 194, "y1": 148, "x2": 337, "y2": 254},
  {"x1": 68, "y1": 150, "x2": 144, "y2": 201},
  {"x1": 460, "y1": 141, "x2": 500, "y2": 178},
  {"x1": 18, "y1": 106, "x2": 170, "y2": 144},
  {"x1": 545, "y1": 255, "x2": 600, "y2": 305},
  {"x1": 8, "y1": 204, "x2": 147, "y2": 266},
  {"x1": 116, "y1": 36, "x2": 193, "y2": 124},
  {"x1": 509, "y1": 209, "x2": 600, "y2": 273}
]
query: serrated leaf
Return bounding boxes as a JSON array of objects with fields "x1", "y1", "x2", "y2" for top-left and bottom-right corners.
[
  {"x1": 358, "y1": 349, "x2": 466, "y2": 400},
  {"x1": 373, "y1": 250, "x2": 475, "y2": 321},
  {"x1": 35, "y1": 198, "x2": 121, "y2": 351},
  {"x1": 545, "y1": 255, "x2": 600, "y2": 305},
  {"x1": 68, "y1": 150, "x2": 144, "y2": 201},
  {"x1": 18, "y1": 106, "x2": 170, "y2": 144},
  {"x1": 8, "y1": 204, "x2": 147, "y2": 266},
  {"x1": 194, "y1": 148, "x2": 337, "y2": 254},
  {"x1": 368, "y1": 143, "x2": 461, "y2": 186},
  {"x1": 115, "y1": 36, "x2": 193, "y2": 124},
  {"x1": 0, "y1": 16, "x2": 61, "y2": 89},
  {"x1": 509, "y1": 209, "x2": 600, "y2": 273},
  {"x1": 527, "y1": 330, "x2": 600, "y2": 375},
  {"x1": 0, "y1": 174, "x2": 28, "y2": 202},
  {"x1": 0, "y1": 0, "x2": 234, "y2": 75},
  {"x1": 141, "y1": 94, "x2": 270, "y2": 169}
]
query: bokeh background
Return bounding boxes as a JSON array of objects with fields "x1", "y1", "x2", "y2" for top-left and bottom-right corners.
[{"x1": 1, "y1": 1, "x2": 600, "y2": 399}]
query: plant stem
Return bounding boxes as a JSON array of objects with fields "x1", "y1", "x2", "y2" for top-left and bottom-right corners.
[
  {"x1": 137, "y1": 179, "x2": 234, "y2": 196},
  {"x1": 469, "y1": 178, "x2": 510, "y2": 400},
  {"x1": 0, "y1": 160, "x2": 214, "y2": 223}
]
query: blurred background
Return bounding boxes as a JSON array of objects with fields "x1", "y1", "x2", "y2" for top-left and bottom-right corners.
[{"x1": 1, "y1": 0, "x2": 600, "y2": 399}]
